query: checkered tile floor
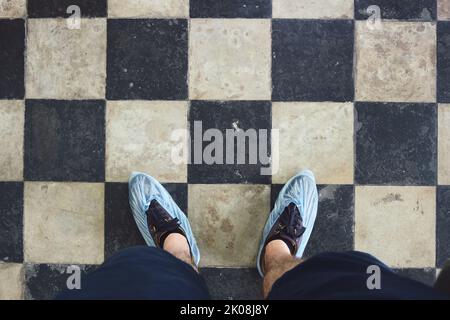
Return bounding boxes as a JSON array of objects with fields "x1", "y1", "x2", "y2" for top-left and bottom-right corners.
[{"x1": 1, "y1": 0, "x2": 450, "y2": 300}]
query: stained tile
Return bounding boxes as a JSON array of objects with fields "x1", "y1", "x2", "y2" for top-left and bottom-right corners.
[
  {"x1": 271, "y1": 184, "x2": 354, "y2": 256},
  {"x1": 0, "y1": 0, "x2": 26, "y2": 18},
  {"x1": 106, "y1": 101, "x2": 187, "y2": 183},
  {"x1": 273, "y1": 0, "x2": 353, "y2": 19},
  {"x1": 109, "y1": 0, "x2": 188, "y2": 18},
  {"x1": 0, "y1": 100, "x2": 24, "y2": 181},
  {"x1": 0, "y1": 182, "x2": 23, "y2": 263},
  {"x1": 355, "y1": 186, "x2": 436, "y2": 268},
  {"x1": 272, "y1": 19, "x2": 354, "y2": 102},
  {"x1": 24, "y1": 100, "x2": 105, "y2": 182},
  {"x1": 201, "y1": 268, "x2": 263, "y2": 300},
  {"x1": 272, "y1": 102, "x2": 354, "y2": 184},
  {"x1": 0, "y1": 19, "x2": 24, "y2": 99},
  {"x1": 437, "y1": 186, "x2": 450, "y2": 268},
  {"x1": 188, "y1": 100, "x2": 271, "y2": 184},
  {"x1": 439, "y1": 104, "x2": 450, "y2": 184},
  {"x1": 438, "y1": 21, "x2": 450, "y2": 102},
  {"x1": 24, "y1": 263, "x2": 96, "y2": 300},
  {"x1": 355, "y1": 21, "x2": 436, "y2": 103},
  {"x1": 355, "y1": 0, "x2": 436, "y2": 21},
  {"x1": 107, "y1": 19, "x2": 187, "y2": 100},
  {"x1": 393, "y1": 268, "x2": 436, "y2": 286},
  {"x1": 105, "y1": 182, "x2": 187, "y2": 259},
  {"x1": 27, "y1": 0, "x2": 106, "y2": 18},
  {"x1": 190, "y1": 0, "x2": 271, "y2": 18},
  {"x1": 189, "y1": 184, "x2": 270, "y2": 267},
  {"x1": 355, "y1": 102, "x2": 437, "y2": 185},
  {"x1": 0, "y1": 263, "x2": 23, "y2": 300},
  {"x1": 439, "y1": 0, "x2": 450, "y2": 20},
  {"x1": 26, "y1": 19, "x2": 106, "y2": 99},
  {"x1": 24, "y1": 182, "x2": 104, "y2": 264},
  {"x1": 189, "y1": 19, "x2": 271, "y2": 101}
]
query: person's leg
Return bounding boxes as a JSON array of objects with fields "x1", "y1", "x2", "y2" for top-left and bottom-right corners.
[
  {"x1": 256, "y1": 170, "x2": 319, "y2": 298},
  {"x1": 163, "y1": 232, "x2": 196, "y2": 270}
]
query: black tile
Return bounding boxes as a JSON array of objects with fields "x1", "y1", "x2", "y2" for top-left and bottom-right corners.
[
  {"x1": 355, "y1": 102, "x2": 437, "y2": 185},
  {"x1": 271, "y1": 184, "x2": 354, "y2": 257},
  {"x1": 107, "y1": 19, "x2": 188, "y2": 100},
  {"x1": 438, "y1": 21, "x2": 450, "y2": 103},
  {"x1": 24, "y1": 263, "x2": 97, "y2": 300},
  {"x1": 201, "y1": 268, "x2": 263, "y2": 300},
  {"x1": 393, "y1": 268, "x2": 436, "y2": 286},
  {"x1": 355, "y1": 0, "x2": 436, "y2": 21},
  {"x1": 188, "y1": 100, "x2": 272, "y2": 184},
  {"x1": 27, "y1": 0, "x2": 107, "y2": 18},
  {"x1": 0, "y1": 19, "x2": 24, "y2": 99},
  {"x1": 190, "y1": 0, "x2": 271, "y2": 18},
  {"x1": 24, "y1": 100, "x2": 105, "y2": 182},
  {"x1": 272, "y1": 19, "x2": 354, "y2": 102},
  {"x1": 437, "y1": 186, "x2": 450, "y2": 268},
  {"x1": 0, "y1": 182, "x2": 23, "y2": 263},
  {"x1": 105, "y1": 182, "x2": 188, "y2": 259}
]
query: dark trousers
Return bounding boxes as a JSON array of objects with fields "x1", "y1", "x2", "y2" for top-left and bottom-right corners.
[{"x1": 56, "y1": 246, "x2": 447, "y2": 300}]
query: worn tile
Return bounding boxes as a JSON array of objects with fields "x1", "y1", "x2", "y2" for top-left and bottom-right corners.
[
  {"x1": 104, "y1": 182, "x2": 187, "y2": 259},
  {"x1": 189, "y1": 184, "x2": 270, "y2": 267},
  {"x1": 190, "y1": 0, "x2": 271, "y2": 18},
  {"x1": 0, "y1": 263, "x2": 23, "y2": 300},
  {"x1": 107, "y1": 19, "x2": 187, "y2": 100},
  {"x1": 0, "y1": 100, "x2": 24, "y2": 181},
  {"x1": 24, "y1": 100, "x2": 105, "y2": 182},
  {"x1": 438, "y1": 22, "x2": 450, "y2": 102},
  {"x1": 355, "y1": 21, "x2": 436, "y2": 103},
  {"x1": 355, "y1": 0, "x2": 436, "y2": 21},
  {"x1": 439, "y1": 0, "x2": 450, "y2": 20},
  {"x1": 273, "y1": 0, "x2": 353, "y2": 19},
  {"x1": 108, "y1": 0, "x2": 188, "y2": 18},
  {"x1": 106, "y1": 101, "x2": 187, "y2": 183},
  {"x1": 26, "y1": 19, "x2": 106, "y2": 99},
  {"x1": 439, "y1": 104, "x2": 450, "y2": 184},
  {"x1": 188, "y1": 100, "x2": 271, "y2": 184},
  {"x1": 201, "y1": 268, "x2": 263, "y2": 300},
  {"x1": 27, "y1": 0, "x2": 106, "y2": 18},
  {"x1": 0, "y1": 182, "x2": 23, "y2": 263},
  {"x1": 189, "y1": 19, "x2": 271, "y2": 101},
  {"x1": 355, "y1": 102, "x2": 437, "y2": 185},
  {"x1": 272, "y1": 19, "x2": 354, "y2": 102},
  {"x1": 272, "y1": 102, "x2": 354, "y2": 184},
  {"x1": 355, "y1": 186, "x2": 436, "y2": 268},
  {"x1": 0, "y1": 19, "x2": 24, "y2": 99},
  {"x1": 0, "y1": 0, "x2": 26, "y2": 18},
  {"x1": 24, "y1": 182, "x2": 104, "y2": 264},
  {"x1": 271, "y1": 184, "x2": 354, "y2": 256},
  {"x1": 393, "y1": 268, "x2": 437, "y2": 286},
  {"x1": 24, "y1": 263, "x2": 96, "y2": 300},
  {"x1": 437, "y1": 186, "x2": 450, "y2": 268}
]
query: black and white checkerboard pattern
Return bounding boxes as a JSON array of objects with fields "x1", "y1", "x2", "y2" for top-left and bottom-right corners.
[{"x1": 1, "y1": 0, "x2": 450, "y2": 300}]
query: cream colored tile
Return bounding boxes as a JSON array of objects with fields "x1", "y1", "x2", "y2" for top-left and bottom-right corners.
[
  {"x1": 24, "y1": 182, "x2": 104, "y2": 264},
  {"x1": 273, "y1": 0, "x2": 353, "y2": 19},
  {"x1": 189, "y1": 184, "x2": 270, "y2": 267},
  {"x1": 26, "y1": 19, "x2": 106, "y2": 99},
  {"x1": 355, "y1": 186, "x2": 436, "y2": 268},
  {"x1": 0, "y1": 0, "x2": 26, "y2": 18},
  {"x1": 0, "y1": 100, "x2": 23, "y2": 181},
  {"x1": 0, "y1": 263, "x2": 23, "y2": 300},
  {"x1": 439, "y1": 104, "x2": 450, "y2": 185},
  {"x1": 189, "y1": 19, "x2": 271, "y2": 101},
  {"x1": 272, "y1": 102, "x2": 354, "y2": 184},
  {"x1": 106, "y1": 101, "x2": 187, "y2": 182},
  {"x1": 355, "y1": 21, "x2": 436, "y2": 103},
  {"x1": 108, "y1": 0, "x2": 188, "y2": 18},
  {"x1": 438, "y1": 0, "x2": 450, "y2": 20}
]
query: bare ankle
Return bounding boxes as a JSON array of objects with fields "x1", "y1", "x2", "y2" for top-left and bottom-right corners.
[{"x1": 163, "y1": 233, "x2": 196, "y2": 270}]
